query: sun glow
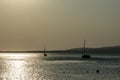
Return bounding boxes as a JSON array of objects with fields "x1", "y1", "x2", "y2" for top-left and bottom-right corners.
[
  {"x1": 2, "y1": 0, "x2": 38, "y2": 7},
  {"x1": 3, "y1": 0, "x2": 35, "y2": 3},
  {"x1": 1, "y1": 53, "x2": 27, "y2": 57},
  {"x1": 0, "y1": 53, "x2": 35, "y2": 59}
]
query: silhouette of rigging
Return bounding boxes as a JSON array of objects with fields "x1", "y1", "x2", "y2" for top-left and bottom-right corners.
[
  {"x1": 44, "y1": 45, "x2": 47, "y2": 56},
  {"x1": 82, "y1": 40, "x2": 91, "y2": 58}
]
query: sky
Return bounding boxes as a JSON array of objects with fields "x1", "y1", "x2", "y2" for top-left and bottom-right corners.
[{"x1": 0, "y1": 0, "x2": 120, "y2": 50}]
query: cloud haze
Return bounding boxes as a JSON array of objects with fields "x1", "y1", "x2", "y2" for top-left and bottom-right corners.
[{"x1": 0, "y1": 0, "x2": 120, "y2": 50}]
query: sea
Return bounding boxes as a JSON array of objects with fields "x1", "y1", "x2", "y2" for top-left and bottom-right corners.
[{"x1": 0, "y1": 53, "x2": 120, "y2": 80}]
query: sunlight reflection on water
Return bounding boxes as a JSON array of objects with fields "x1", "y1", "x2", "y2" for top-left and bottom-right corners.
[
  {"x1": 4, "y1": 61, "x2": 26, "y2": 79},
  {"x1": 0, "y1": 53, "x2": 42, "y2": 80},
  {"x1": 0, "y1": 53, "x2": 120, "y2": 80}
]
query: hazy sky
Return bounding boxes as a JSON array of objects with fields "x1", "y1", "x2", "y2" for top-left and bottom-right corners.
[{"x1": 0, "y1": 0, "x2": 120, "y2": 50}]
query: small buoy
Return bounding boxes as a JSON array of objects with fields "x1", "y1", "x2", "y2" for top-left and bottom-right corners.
[
  {"x1": 87, "y1": 71, "x2": 88, "y2": 73},
  {"x1": 63, "y1": 71, "x2": 65, "y2": 73},
  {"x1": 96, "y1": 70, "x2": 99, "y2": 74}
]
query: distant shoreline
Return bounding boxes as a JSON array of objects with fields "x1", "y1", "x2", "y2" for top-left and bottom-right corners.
[{"x1": 0, "y1": 46, "x2": 120, "y2": 54}]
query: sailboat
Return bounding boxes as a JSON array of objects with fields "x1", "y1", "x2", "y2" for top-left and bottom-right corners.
[
  {"x1": 44, "y1": 45, "x2": 47, "y2": 56},
  {"x1": 82, "y1": 40, "x2": 91, "y2": 58}
]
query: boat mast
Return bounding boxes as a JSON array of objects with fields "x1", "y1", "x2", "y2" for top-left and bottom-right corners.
[
  {"x1": 44, "y1": 45, "x2": 47, "y2": 56},
  {"x1": 83, "y1": 40, "x2": 86, "y2": 55},
  {"x1": 44, "y1": 45, "x2": 46, "y2": 54}
]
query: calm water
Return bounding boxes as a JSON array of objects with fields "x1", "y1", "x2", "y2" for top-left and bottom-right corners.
[{"x1": 0, "y1": 53, "x2": 120, "y2": 80}]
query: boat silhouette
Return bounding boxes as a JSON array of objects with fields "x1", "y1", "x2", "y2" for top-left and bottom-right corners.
[
  {"x1": 82, "y1": 40, "x2": 91, "y2": 58},
  {"x1": 44, "y1": 45, "x2": 47, "y2": 56}
]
